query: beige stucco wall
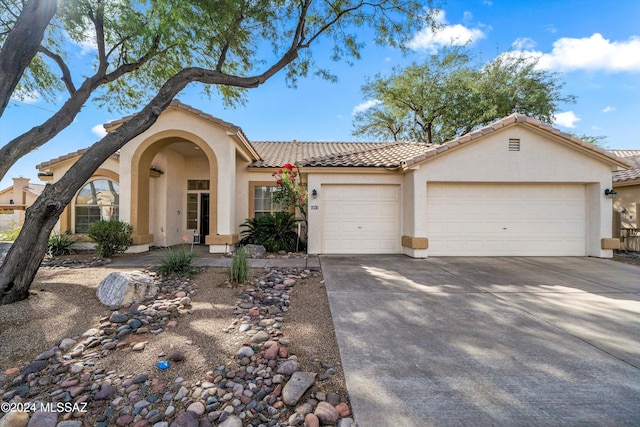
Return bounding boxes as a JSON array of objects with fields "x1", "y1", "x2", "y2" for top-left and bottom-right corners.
[
  {"x1": 0, "y1": 178, "x2": 35, "y2": 230},
  {"x1": 42, "y1": 157, "x2": 120, "y2": 234},
  {"x1": 306, "y1": 125, "x2": 619, "y2": 258},
  {"x1": 408, "y1": 125, "x2": 618, "y2": 257},
  {"x1": 49, "y1": 157, "x2": 120, "y2": 184},
  {"x1": 233, "y1": 158, "x2": 278, "y2": 236},
  {"x1": 305, "y1": 171, "x2": 404, "y2": 255},
  {"x1": 147, "y1": 149, "x2": 212, "y2": 247}
]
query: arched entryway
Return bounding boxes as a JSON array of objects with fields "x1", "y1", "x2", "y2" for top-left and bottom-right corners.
[{"x1": 129, "y1": 130, "x2": 218, "y2": 247}]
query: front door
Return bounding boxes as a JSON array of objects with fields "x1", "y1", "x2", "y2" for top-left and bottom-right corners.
[{"x1": 200, "y1": 193, "x2": 210, "y2": 244}]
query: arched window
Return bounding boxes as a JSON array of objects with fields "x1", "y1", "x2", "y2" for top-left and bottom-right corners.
[{"x1": 75, "y1": 179, "x2": 119, "y2": 233}]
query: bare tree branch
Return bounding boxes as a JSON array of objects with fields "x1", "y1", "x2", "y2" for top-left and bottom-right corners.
[{"x1": 38, "y1": 46, "x2": 76, "y2": 95}]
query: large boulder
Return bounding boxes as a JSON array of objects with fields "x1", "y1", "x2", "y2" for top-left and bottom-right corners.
[
  {"x1": 243, "y1": 244, "x2": 266, "y2": 258},
  {"x1": 96, "y1": 271, "x2": 157, "y2": 308}
]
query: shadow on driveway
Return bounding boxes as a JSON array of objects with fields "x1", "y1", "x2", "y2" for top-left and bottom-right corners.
[{"x1": 321, "y1": 255, "x2": 640, "y2": 426}]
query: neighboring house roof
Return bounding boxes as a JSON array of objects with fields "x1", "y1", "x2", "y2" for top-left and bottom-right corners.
[
  {"x1": 36, "y1": 148, "x2": 120, "y2": 172},
  {"x1": 25, "y1": 184, "x2": 45, "y2": 197},
  {"x1": 250, "y1": 141, "x2": 384, "y2": 168},
  {"x1": 610, "y1": 150, "x2": 640, "y2": 182},
  {"x1": 401, "y1": 114, "x2": 632, "y2": 170},
  {"x1": 0, "y1": 182, "x2": 44, "y2": 197},
  {"x1": 296, "y1": 141, "x2": 433, "y2": 168},
  {"x1": 610, "y1": 150, "x2": 640, "y2": 158}
]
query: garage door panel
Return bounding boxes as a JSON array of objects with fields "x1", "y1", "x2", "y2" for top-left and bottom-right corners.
[
  {"x1": 322, "y1": 184, "x2": 401, "y2": 254},
  {"x1": 427, "y1": 183, "x2": 586, "y2": 256}
]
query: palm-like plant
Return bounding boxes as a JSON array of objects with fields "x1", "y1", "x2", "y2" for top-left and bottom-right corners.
[{"x1": 240, "y1": 212, "x2": 303, "y2": 253}]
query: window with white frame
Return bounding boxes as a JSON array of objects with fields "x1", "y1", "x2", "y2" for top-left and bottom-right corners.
[
  {"x1": 75, "y1": 179, "x2": 119, "y2": 233},
  {"x1": 253, "y1": 186, "x2": 286, "y2": 218}
]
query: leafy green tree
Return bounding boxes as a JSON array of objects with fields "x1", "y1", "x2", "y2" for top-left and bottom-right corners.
[
  {"x1": 575, "y1": 134, "x2": 608, "y2": 148},
  {"x1": 353, "y1": 48, "x2": 575, "y2": 144},
  {"x1": 0, "y1": 0, "x2": 434, "y2": 304}
]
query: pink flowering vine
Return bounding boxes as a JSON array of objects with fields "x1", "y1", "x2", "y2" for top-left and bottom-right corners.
[{"x1": 272, "y1": 163, "x2": 307, "y2": 227}]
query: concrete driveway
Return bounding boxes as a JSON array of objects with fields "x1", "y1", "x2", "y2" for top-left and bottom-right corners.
[{"x1": 321, "y1": 256, "x2": 640, "y2": 426}]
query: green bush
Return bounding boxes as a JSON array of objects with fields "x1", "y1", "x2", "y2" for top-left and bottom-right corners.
[
  {"x1": 87, "y1": 220, "x2": 133, "y2": 258},
  {"x1": 240, "y1": 212, "x2": 303, "y2": 253},
  {"x1": 157, "y1": 245, "x2": 196, "y2": 276},
  {"x1": 228, "y1": 245, "x2": 249, "y2": 284},
  {"x1": 48, "y1": 231, "x2": 79, "y2": 256}
]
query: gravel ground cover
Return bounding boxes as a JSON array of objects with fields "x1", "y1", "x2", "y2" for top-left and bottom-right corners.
[{"x1": 0, "y1": 255, "x2": 351, "y2": 426}]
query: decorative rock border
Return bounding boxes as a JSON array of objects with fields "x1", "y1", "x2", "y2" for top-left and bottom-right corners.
[{"x1": 0, "y1": 267, "x2": 356, "y2": 427}]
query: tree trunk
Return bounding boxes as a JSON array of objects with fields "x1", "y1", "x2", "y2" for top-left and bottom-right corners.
[
  {"x1": 0, "y1": 65, "x2": 291, "y2": 304},
  {"x1": 0, "y1": 190, "x2": 63, "y2": 304},
  {"x1": 0, "y1": 0, "x2": 57, "y2": 116}
]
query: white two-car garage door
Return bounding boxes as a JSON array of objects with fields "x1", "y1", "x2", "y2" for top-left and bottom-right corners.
[
  {"x1": 426, "y1": 183, "x2": 587, "y2": 256},
  {"x1": 322, "y1": 184, "x2": 401, "y2": 254}
]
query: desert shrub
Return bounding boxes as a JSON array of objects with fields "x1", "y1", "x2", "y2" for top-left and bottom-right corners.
[
  {"x1": 87, "y1": 220, "x2": 133, "y2": 258},
  {"x1": 157, "y1": 245, "x2": 196, "y2": 276},
  {"x1": 239, "y1": 212, "x2": 303, "y2": 253},
  {"x1": 48, "y1": 231, "x2": 79, "y2": 256},
  {"x1": 0, "y1": 226, "x2": 21, "y2": 241},
  {"x1": 228, "y1": 245, "x2": 249, "y2": 284}
]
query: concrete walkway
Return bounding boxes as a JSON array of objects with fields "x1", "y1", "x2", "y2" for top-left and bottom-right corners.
[{"x1": 321, "y1": 255, "x2": 640, "y2": 426}]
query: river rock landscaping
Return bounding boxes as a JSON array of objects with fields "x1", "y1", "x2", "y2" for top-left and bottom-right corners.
[{"x1": 0, "y1": 261, "x2": 353, "y2": 427}]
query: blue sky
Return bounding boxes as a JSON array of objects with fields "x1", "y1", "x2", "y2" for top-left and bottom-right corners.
[{"x1": 2, "y1": 0, "x2": 640, "y2": 190}]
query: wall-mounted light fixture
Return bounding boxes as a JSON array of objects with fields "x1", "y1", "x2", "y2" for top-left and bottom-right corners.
[
  {"x1": 604, "y1": 189, "x2": 617, "y2": 199},
  {"x1": 311, "y1": 189, "x2": 318, "y2": 199}
]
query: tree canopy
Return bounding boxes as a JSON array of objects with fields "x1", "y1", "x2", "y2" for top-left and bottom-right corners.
[
  {"x1": 352, "y1": 48, "x2": 575, "y2": 144},
  {"x1": 0, "y1": 0, "x2": 435, "y2": 304}
]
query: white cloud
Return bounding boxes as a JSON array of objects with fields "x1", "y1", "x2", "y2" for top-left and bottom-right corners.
[
  {"x1": 602, "y1": 106, "x2": 615, "y2": 113},
  {"x1": 512, "y1": 33, "x2": 640, "y2": 73},
  {"x1": 66, "y1": 23, "x2": 98, "y2": 55},
  {"x1": 91, "y1": 124, "x2": 108, "y2": 138},
  {"x1": 352, "y1": 99, "x2": 381, "y2": 115},
  {"x1": 11, "y1": 90, "x2": 40, "y2": 104},
  {"x1": 554, "y1": 111, "x2": 580, "y2": 128},
  {"x1": 511, "y1": 37, "x2": 536, "y2": 50},
  {"x1": 408, "y1": 10, "x2": 486, "y2": 53}
]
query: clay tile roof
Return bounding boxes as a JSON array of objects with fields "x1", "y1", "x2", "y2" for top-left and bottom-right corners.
[
  {"x1": 402, "y1": 113, "x2": 633, "y2": 169},
  {"x1": 296, "y1": 141, "x2": 433, "y2": 168},
  {"x1": 611, "y1": 150, "x2": 640, "y2": 182},
  {"x1": 26, "y1": 184, "x2": 45, "y2": 196},
  {"x1": 250, "y1": 141, "x2": 385, "y2": 168}
]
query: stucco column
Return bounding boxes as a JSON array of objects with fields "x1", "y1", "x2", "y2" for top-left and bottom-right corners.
[
  {"x1": 401, "y1": 170, "x2": 428, "y2": 258},
  {"x1": 129, "y1": 151, "x2": 154, "y2": 245}
]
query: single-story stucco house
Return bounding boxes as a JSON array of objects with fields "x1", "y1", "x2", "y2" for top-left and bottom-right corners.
[
  {"x1": 610, "y1": 150, "x2": 640, "y2": 250},
  {"x1": 36, "y1": 100, "x2": 630, "y2": 258},
  {"x1": 0, "y1": 178, "x2": 44, "y2": 231}
]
